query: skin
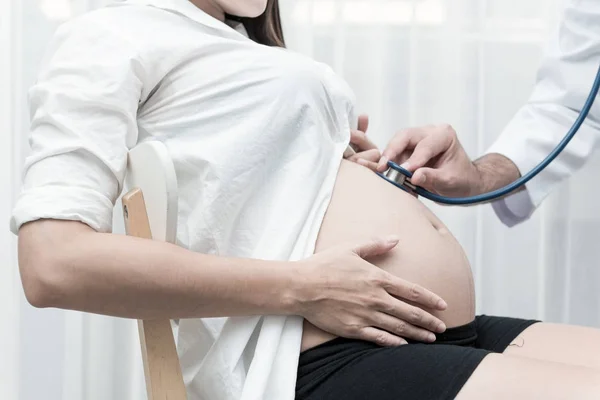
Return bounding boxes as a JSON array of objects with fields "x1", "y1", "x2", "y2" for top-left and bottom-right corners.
[
  {"x1": 456, "y1": 324, "x2": 600, "y2": 399},
  {"x1": 182, "y1": 4, "x2": 600, "y2": 395},
  {"x1": 350, "y1": 122, "x2": 600, "y2": 396},
  {"x1": 190, "y1": 0, "x2": 269, "y2": 20},
  {"x1": 21, "y1": 0, "x2": 599, "y2": 395},
  {"x1": 302, "y1": 159, "x2": 475, "y2": 351},
  {"x1": 360, "y1": 123, "x2": 522, "y2": 198},
  {"x1": 457, "y1": 352, "x2": 600, "y2": 399},
  {"x1": 503, "y1": 323, "x2": 600, "y2": 370},
  {"x1": 19, "y1": 220, "x2": 448, "y2": 346},
  {"x1": 17, "y1": 1, "x2": 450, "y2": 349}
]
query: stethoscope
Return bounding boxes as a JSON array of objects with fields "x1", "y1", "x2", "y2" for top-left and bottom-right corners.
[{"x1": 376, "y1": 65, "x2": 600, "y2": 205}]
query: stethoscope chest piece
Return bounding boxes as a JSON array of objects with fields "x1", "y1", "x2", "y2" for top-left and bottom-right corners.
[
  {"x1": 377, "y1": 161, "x2": 417, "y2": 194},
  {"x1": 375, "y1": 63, "x2": 600, "y2": 205}
]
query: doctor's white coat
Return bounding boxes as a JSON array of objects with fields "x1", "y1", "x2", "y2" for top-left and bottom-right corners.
[{"x1": 488, "y1": 0, "x2": 600, "y2": 226}]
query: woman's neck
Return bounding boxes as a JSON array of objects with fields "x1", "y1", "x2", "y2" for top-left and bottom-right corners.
[{"x1": 189, "y1": 0, "x2": 225, "y2": 21}]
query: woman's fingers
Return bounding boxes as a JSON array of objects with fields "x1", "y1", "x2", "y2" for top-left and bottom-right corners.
[
  {"x1": 356, "y1": 326, "x2": 407, "y2": 347},
  {"x1": 346, "y1": 115, "x2": 378, "y2": 169},
  {"x1": 356, "y1": 308, "x2": 441, "y2": 345},
  {"x1": 300, "y1": 238, "x2": 450, "y2": 348},
  {"x1": 380, "y1": 295, "x2": 446, "y2": 333},
  {"x1": 349, "y1": 149, "x2": 381, "y2": 170},
  {"x1": 384, "y1": 273, "x2": 448, "y2": 311},
  {"x1": 352, "y1": 239, "x2": 447, "y2": 333},
  {"x1": 350, "y1": 129, "x2": 378, "y2": 152},
  {"x1": 371, "y1": 311, "x2": 437, "y2": 342},
  {"x1": 355, "y1": 157, "x2": 379, "y2": 170},
  {"x1": 357, "y1": 114, "x2": 369, "y2": 133},
  {"x1": 350, "y1": 149, "x2": 381, "y2": 163},
  {"x1": 348, "y1": 148, "x2": 380, "y2": 163},
  {"x1": 353, "y1": 235, "x2": 400, "y2": 259}
]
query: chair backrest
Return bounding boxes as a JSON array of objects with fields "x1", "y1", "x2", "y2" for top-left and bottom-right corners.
[
  {"x1": 125, "y1": 141, "x2": 179, "y2": 244},
  {"x1": 121, "y1": 141, "x2": 187, "y2": 400}
]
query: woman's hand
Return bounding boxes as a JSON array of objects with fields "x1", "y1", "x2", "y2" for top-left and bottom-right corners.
[
  {"x1": 346, "y1": 115, "x2": 381, "y2": 170},
  {"x1": 293, "y1": 236, "x2": 448, "y2": 346}
]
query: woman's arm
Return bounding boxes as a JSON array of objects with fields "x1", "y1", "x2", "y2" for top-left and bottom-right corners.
[
  {"x1": 15, "y1": 17, "x2": 446, "y2": 346},
  {"x1": 19, "y1": 219, "x2": 297, "y2": 318},
  {"x1": 19, "y1": 219, "x2": 447, "y2": 346}
]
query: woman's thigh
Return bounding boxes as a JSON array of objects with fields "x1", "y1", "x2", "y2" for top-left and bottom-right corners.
[
  {"x1": 456, "y1": 353, "x2": 600, "y2": 400},
  {"x1": 503, "y1": 323, "x2": 600, "y2": 369}
]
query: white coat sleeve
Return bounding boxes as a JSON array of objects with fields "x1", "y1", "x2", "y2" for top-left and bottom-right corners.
[
  {"x1": 10, "y1": 17, "x2": 145, "y2": 234},
  {"x1": 486, "y1": 0, "x2": 600, "y2": 227}
]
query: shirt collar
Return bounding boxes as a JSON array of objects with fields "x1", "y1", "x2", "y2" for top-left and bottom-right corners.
[{"x1": 119, "y1": 0, "x2": 247, "y2": 36}]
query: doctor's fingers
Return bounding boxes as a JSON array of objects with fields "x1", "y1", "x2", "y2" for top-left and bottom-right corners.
[
  {"x1": 378, "y1": 127, "x2": 429, "y2": 171},
  {"x1": 410, "y1": 167, "x2": 455, "y2": 192},
  {"x1": 401, "y1": 132, "x2": 455, "y2": 172},
  {"x1": 378, "y1": 125, "x2": 456, "y2": 172}
]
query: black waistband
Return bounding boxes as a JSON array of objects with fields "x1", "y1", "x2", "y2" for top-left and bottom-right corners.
[
  {"x1": 300, "y1": 319, "x2": 478, "y2": 358},
  {"x1": 427, "y1": 319, "x2": 478, "y2": 346}
]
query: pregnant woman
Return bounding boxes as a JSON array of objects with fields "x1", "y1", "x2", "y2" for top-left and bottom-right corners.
[{"x1": 12, "y1": 0, "x2": 600, "y2": 399}]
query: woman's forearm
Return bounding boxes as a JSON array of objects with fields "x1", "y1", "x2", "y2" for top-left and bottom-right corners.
[
  {"x1": 19, "y1": 219, "x2": 451, "y2": 346},
  {"x1": 19, "y1": 220, "x2": 297, "y2": 319}
]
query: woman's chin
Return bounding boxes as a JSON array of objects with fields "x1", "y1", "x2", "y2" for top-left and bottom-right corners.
[{"x1": 225, "y1": 1, "x2": 268, "y2": 19}]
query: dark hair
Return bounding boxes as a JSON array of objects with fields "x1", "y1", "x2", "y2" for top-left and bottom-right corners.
[{"x1": 227, "y1": 0, "x2": 285, "y2": 47}]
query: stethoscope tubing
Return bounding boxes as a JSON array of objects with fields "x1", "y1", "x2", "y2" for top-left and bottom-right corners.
[{"x1": 379, "y1": 64, "x2": 600, "y2": 205}]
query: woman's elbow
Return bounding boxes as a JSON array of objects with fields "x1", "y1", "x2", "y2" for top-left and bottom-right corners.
[
  {"x1": 19, "y1": 257, "x2": 62, "y2": 309},
  {"x1": 19, "y1": 243, "x2": 63, "y2": 309},
  {"x1": 17, "y1": 220, "x2": 87, "y2": 309}
]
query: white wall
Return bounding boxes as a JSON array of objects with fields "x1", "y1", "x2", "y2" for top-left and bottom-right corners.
[
  {"x1": 0, "y1": 1, "x2": 21, "y2": 399},
  {"x1": 2, "y1": 1, "x2": 599, "y2": 399},
  {"x1": 1, "y1": 3, "x2": 144, "y2": 400}
]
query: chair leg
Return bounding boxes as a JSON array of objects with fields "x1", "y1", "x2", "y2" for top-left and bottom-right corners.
[{"x1": 122, "y1": 188, "x2": 188, "y2": 400}]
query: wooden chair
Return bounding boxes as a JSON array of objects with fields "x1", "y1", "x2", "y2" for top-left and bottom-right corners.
[{"x1": 120, "y1": 141, "x2": 187, "y2": 400}]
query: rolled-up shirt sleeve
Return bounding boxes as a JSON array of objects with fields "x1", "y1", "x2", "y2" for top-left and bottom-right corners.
[
  {"x1": 10, "y1": 17, "x2": 145, "y2": 234},
  {"x1": 486, "y1": 0, "x2": 600, "y2": 227}
]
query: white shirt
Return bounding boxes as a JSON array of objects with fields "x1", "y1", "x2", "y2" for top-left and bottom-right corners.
[
  {"x1": 487, "y1": 0, "x2": 600, "y2": 227},
  {"x1": 10, "y1": 1, "x2": 357, "y2": 399}
]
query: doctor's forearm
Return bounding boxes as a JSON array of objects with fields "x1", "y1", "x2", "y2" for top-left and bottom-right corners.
[
  {"x1": 473, "y1": 153, "x2": 522, "y2": 195},
  {"x1": 18, "y1": 220, "x2": 298, "y2": 319}
]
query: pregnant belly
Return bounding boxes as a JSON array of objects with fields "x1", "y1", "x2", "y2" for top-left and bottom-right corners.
[{"x1": 301, "y1": 160, "x2": 476, "y2": 351}]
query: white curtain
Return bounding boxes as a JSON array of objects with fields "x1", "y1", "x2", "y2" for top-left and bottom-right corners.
[{"x1": 2, "y1": 0, "x2": 599, "y2": 399}]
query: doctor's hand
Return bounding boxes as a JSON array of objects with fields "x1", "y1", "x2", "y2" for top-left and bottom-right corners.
[
  {"x1": 377, "y1": 124, "x2": 483, "y2": 197},
  {"x1": 346, "y1": 115, "x2": 382, "y2": 169},
  {"x1": 294, "y1": 236, "x2": 448, "y2": 347}
]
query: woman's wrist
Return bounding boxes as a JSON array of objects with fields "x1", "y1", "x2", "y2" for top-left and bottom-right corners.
[
  {"x1": 282, "y1": 259, "x2": 331, "y2": 319},
  {"x1": 237, "y1": 258, "x2": 311, "y2": 317},
  {"x1": 279, "y1": 261, "x2": 311, "y2": 317}
]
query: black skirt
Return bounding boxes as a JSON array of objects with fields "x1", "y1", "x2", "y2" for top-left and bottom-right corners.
[{"x1": 296, "y1": 315, "x2": 539, "y2": 400}]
